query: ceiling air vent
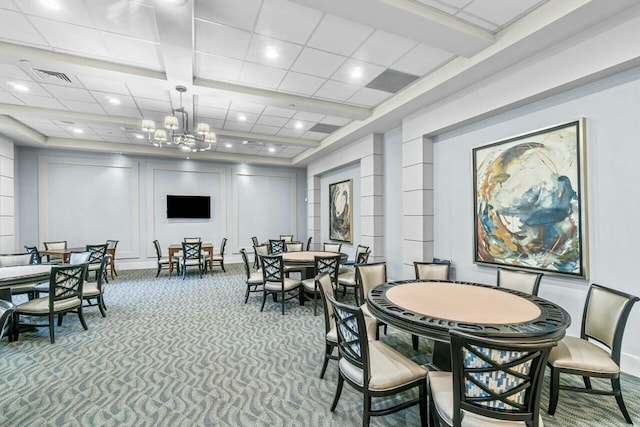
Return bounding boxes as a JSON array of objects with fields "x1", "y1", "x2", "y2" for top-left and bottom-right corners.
[
  {"x1": 32, "y1": 68, "x2": 73, "y2": 84},
  {"x1": 365, "y1": 69, "x2": 419, "y2": 93},
  {"x1": 309, "y1": 123, "x2": 341, "y2": 134}
]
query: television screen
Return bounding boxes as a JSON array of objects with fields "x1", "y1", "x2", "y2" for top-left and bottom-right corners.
[{"x1": 166, "y1": 195, "x2": 211, "y2": 219}]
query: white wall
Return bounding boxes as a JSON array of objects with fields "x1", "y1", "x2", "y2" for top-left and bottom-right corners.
[
  {"x1": 432, "y1": 65, "x2": 640, "y2": 374},
  {"x1": 15, "y1": 147, "x2": 307, "y2": 266},
  {"x1": 0, "y1": 135, "x2": 14, "y2": 253},
  {"x1": 383, "y1": 127, "x2": 403, "y2": 280}
]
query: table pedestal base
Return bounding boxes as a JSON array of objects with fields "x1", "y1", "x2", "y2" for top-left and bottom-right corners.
[{"x1": 431, "y1": 341, "x2": 452, "y2": 371}]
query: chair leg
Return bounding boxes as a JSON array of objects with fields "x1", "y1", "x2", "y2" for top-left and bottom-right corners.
[
  {"x1": 98, "y1": 296, "x2": 107, "y2": 317},
  {"x1": 12, "y1": 312, "x2": 19, "y2": 341},
  {"x1": 244, "y1": 285, "x2": 250, "y2": 304},
  {"x1": 78, "y1": 307, "x2": 88, "y2": 330},
  {"x1": 156, "y1": 264, "x2": 161, "y2": 277},
  {"x1": 182, "y1": 264, "x2": 186, "y2": 280},
  {"x1": 57, "y1": 313, "x2": 64, "y2": 326},
  {"x1": 583, "y1": 376, "x2": 592, "y2": 389},
  {"x1": 281, "y1": 290, "x2": 285, "y2": 315},
  {"x1": 313, "y1": 290, "x2": 318, "y2": 316},
  {"x1": 330, "y1": 374, "x2": 344, "y2": 412},
  {"x1": 221, "y1": 260, "x2": 225, "y2": 272},
  {"x1": 612, "y1": 377, "x2": 633, "y2": 424},
  {"x1": 363, "y1": 391, "x2": 371, "y2": 427},
  {"x1": 260, "y1": 290, "x2": 267, "y2": 312},
  {"x1": 548, "y1": 367, "x2": 560, "y2": 415},
  {"x1": 320, "y1": 343, "x2": 333, "y2": 379},
  {"x1": 419, "y1": 379, "x2": 428, "y2": 427},
  {"x1": 412, "y1": 334, "x2": 420, "y2": 351},
  {"x1": 49, "y1": 312, "x2": 56, "y2": 344}
]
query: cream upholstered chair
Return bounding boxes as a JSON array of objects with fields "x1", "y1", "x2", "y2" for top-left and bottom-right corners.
[
  {"x1": 241, "y1": 249, "x2": 263, "y2": 304},
  {"x1": 86, "y1": 243, "x2": 108, "y2": 282},
  {"x1": 279, "y1": 234, "x2": 294, "y2": 243},
  {"x1": 429, "y1": 330, "x2": 554, "y2": 427},
  {"x1": 82, "y1": 254, "x2": 110, "y2": 317},
  {"x1": 496, "y1": 268, "x2": 543, "y2": 296},
  {"x1": 356, "y1": 262, "x2": 387, "y2": 339},
  {"x1": 253, "y1": 244, "x2": 269, "y2": 270},
  {"x1": 285, "y1": 242, "x2": 303, "y2": 252},
  {"x1": 547, "y1": 284, "x2": 639, "y2": 424},
  {"x1": 259, "y1": 254, "x2": 302, "y2": 315},
  {"x1": 327, "y1": 294, "x2": 428, "y2": 426},
  {"x1": 153, "y1": 240, "x2": 179, "y2": 277},
  {"x1": 324, "y1": 242, "x2": 342, "y2": 253},
  {"x1": 33, "y1": 251, "x2": 90, "y2": 296},
  {"x1": 300, "y1": 254, "x2": 340, "y2": 316},
  {"x1": 106, "y1": 239, "x2": 119, "y2": 278},
  {"x1": 337, "y1": 250, "x2": 370, "y2": 304},
  {"x1": 12, "y1": 263, "x2": 89, "y2": 344},
  {"x1": 339, "y1": 244, "x2": 370, "y2": 274},
  {"x1": 179, "y1": 242, "x2": 203, "y2": 279},
  {"x1": 205, "y1": 237, "x2": 227, "y2": 272},
  {"x1": 43, "y1": 240, "x2": 67, "y2": 263},
  {"x1": 414, "y1": 261, "x2": 451, "y2": 281}
]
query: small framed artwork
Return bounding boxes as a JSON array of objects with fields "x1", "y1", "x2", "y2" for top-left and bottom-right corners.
[
  {"x1": 473, "y1": 119, "x2": 588, "y2": 278},
  {"x1": 329, "y1": 179, "x2": 353, "y2": 243}
]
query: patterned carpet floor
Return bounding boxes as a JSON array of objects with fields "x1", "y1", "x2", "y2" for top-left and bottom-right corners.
[{"x1": 0, "y1": 264, "x2": 638, "y2": 426}]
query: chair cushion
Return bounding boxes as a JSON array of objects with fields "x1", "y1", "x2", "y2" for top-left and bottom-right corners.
[
  {"x1": 16, "y1": 297, "x2": 81, "y2": 314},
  {"x1": 338, "y1": 270, "x2": 356, "y2": 286},
  {"x1": 548, "y1": 336, "x2": 619, "y2": 374},
  {"x1": 338, "y1": 266, "x2": 353, "y2": 275},
  {"x1": 265, "y1": 278, "x2": 301, "y2": 291},
  {"x1": 301, "y1": 278, "x2": 316, "y2": 291},
  {"x1": 428, "y1": 371, "x2": 543, "y2": 427},
  {"x1": 212, "y1": 255, "x2": 223, "y2": 261},
  {"x1": 247, "y1": 271, "x2": 263, "y2": 285},
  {"x1": 339, "y1": 340, "x2": 427, "y2": 392},
  {"x1": 83, "y1": 282, "x2": 101, "y2": 297},
  {"x1": 87, "y1": 263, "x2": 101, "y2": 271},
  {"x1": 180, "y1": 258, "x2": 201, "y2": 266}
]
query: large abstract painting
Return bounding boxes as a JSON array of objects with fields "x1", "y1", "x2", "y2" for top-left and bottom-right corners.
[
  {"x1": 473, "y1": 119, "x2": 588, "y2": 278},
  {"x1": 329, "y1": 179, "x2": 353, "y2": 243}
]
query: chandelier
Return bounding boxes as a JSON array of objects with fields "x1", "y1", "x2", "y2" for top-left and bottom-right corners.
[{"x1": 140, "y1": 85, "x2": 216, "y2": 152}]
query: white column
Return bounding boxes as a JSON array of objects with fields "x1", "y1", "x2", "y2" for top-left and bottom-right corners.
[
  {"x1": 306, "y1": 175, "x2": 321, "y2": 250},
  {"x1": 402, "y1": 136, "x2": 434, "y2": 278},
  {"x1": 0, "y1": 138, "x2": 15, "y2": 252},
  {"x1": 361, "y1": 134, "x2": 384, "y2": 261}
]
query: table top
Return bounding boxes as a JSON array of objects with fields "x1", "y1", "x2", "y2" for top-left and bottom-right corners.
[
  {"x1": 367, "y1": 280, "x2": 571, "y2": 342},
  {"x1": 168, "y1": 243, "x2": 213, "y2": 249},
  {"x1": 0, "y1": 265, "x2": 53, "y2": 289},
  {"x1": 281, "y1": 251, "x2": 347, "y2": 264}
]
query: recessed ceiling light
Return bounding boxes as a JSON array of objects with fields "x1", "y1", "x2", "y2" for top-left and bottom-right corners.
[
  {"x1": 351, "y1": 67, "x2": 363, "y2": 79},
  {"x1": 186, "y1": 157, "x2": 190, "y2": 160},
  {"x1": 265, "y1": 46, "x2": 278, "y2": 59},
  {"x1": 242, "y1": 140, "x2": 248, "y2": 145},
  {"x1": 268, "y1": 147, "x2": 276, "y2": 153},
  {"x1": 108, "y1": 97, "x2": 120, "y2": 105},
  {"x1": 238, "y1": 114, "x2": 247, "y2": 122},
  {"x1": 72, "y1": 128, "x2": 83, "y2": 134},
  {"x1": 134, "y1": 134, "x2": 144, "y2": 139},
  {"x1": 8, "y1": 82, "x2": 29, "y2": 92},
  {"x1": 295, "y1": 121, "x2": 303, "y2": 129},
  {"x1": 39, "y1": 0, "x2": 60, "y2": 10},
  {"x1": 225, "y1": 143, "x2": 233, "y2": 148}
]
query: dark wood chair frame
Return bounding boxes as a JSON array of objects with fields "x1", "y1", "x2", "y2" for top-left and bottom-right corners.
[
  {"x1": 306, "y1": 236, "x2": 313, "y2": 251},
  {"x1": 547, "y1": 283, "x2": 639, "y2": 424},
  {"x1": 279, "y1": 234, "x2": 294, "y2": 242},
  {"x1": 106, "y1": 239, "x2": 119, "y2": 277},
  {"x1": 340, "y1": 251, "x2": 370, "y2": 304},
  {"x1": 86, "y1": 243, "x2": 108, "y2": 283},
  {"x1": 328, "y1": 295, "x2": 428, "y2": 427},
  {"x1": 43, "y1": 240, "x2": 68, "y2": 263},
  {"x1": 307, "y1": 255, "x2": 340, "y2": 316},
  {"x1": 269, "y1": 239, "x2": 285, "y2": 255},
  {"x1": 205, "y1": 237, "x2": 227, "y2": 272},
  {"x1": 82, "y1": 254, "x2": 110, "y2": 317},
  {"x1": 356, "y1": 261, "x2": 387, "y2": 339},
  {"x1": 24, "y1": 246, "x2": 42, "y2": 265},
  {"x1": 497, "y1": 268, "x2": 543, "y2": 296},
  {"x1": 317, "y1": 273, "x2": 338, "y2": 379},
  {"x1": 181, "y1": 241, "x2": 203, "y2": 280},
  {"x1": 153, "y1": 240, "x2": 180, "y2": 277},
  {"x1": 259, "y1": 254, "x2": 301, "y2": 315},
  {"x1": 241, "y1": 248, "x2": 262, "y2": 303}
]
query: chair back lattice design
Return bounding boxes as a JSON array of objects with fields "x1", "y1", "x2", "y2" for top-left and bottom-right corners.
[
  {"x1": 86, "y1": 244, "x2": 108, "y2": 265},
  {"x1": 356, "y1": 262, "x2": 387, "y2": 304},
  {"x1": 414, "y1": 262, "x2": 450, "y2": 281},
  {"x1": 279, "y1": 234, "x2": 294, "y2": 243},
  {"x1": 317, "y1": 273, "x2": 336, "y2": 335},
  {"x1": 184, "y1": 237, "x2": 201, "y2": 243},
  {"x1": 49, "y1": 264, "x2": 88, "y2": 309},
  {"x1": 355, "y1": 251, "x2": 370, "y2": 265},
  {"x1": 106, "y1": 240, "x2": 119, "y2": 250},
  {"x1": 306, "y1": 236, "x2": 313, "y2": 251},
  {"x1": 182, "y1": 242, "x2": 202, "y2": 260},
  {"x1": 44, "y1": 241, "x2": 67, "y2": 250},
  {"x1": 286, "y1": 242, "x2": 303, "y2": 252},
  {"x1": 24, "y1": 246, "x2": 41, "y2": 265},
  {"x1": 497, "y1": 268, "x2": 543, "y2": 296},
  {"x1": 260, "y1": 255, "x2": 284, "y2": 283},
  {"x1": 153, "y1": 240, "x2": 163, "y2": 259},
  {"x1": 582, "y1": 284, "x2": 639, "y2": 362},
  {"x1": 355, "y1": 245, "x2": 370, "y2": 261},
  {"x1": 328, "y1": 295, "x2": 368, "y2": 377},
  {"x1": 324, "y1": 242, "x2": 342, "y2": 253},
  {"x1": 251, "y1": 236, "x2": 259, "y2": 246},
  {"x1": 219, "y1": 238, "x2": 227, "y2": 255},
  {"x1": 240, "y1": 249, "x2": 252, "y2": 280},
  {"x1": 269, "y1": 239, "x2": 285, "y2": 254},
  {"x1": 315, "y1": 255, "x2": 340, "y2": 285},
  {"x1": 69, "y1": 252, "x2": 91, "y2": 265},
  {"x1": 0, "y1": 253, "x2": 34, "y2": 267},
  {"x1": 449, "y1": 330, "x2": 555, "y2": 426}
]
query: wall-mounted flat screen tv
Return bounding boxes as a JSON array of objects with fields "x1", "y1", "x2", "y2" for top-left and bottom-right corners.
[{"x1": 166, "y1": 195, "x2": 211, "y2": 219}]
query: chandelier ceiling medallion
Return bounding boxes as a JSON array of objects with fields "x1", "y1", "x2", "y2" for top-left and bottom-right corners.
[{"x1": 140, "y1": 85, "x2": 216, "y2": 152}]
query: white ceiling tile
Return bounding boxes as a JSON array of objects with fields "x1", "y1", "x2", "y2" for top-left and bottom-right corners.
[
  {"x1": 134, "y1": 97, "x2": 171, "y2": 112},
  {"x1": 262, "y1": 106, "x2": 296, "y2": 118},
  {"x1": 92, "y1": 92, "x2": 137, "y2": 108},
  {"x1": 303, "y1": 131, "x2": 326, "y2": 140},
  {"x1": 3, "y1": 80, "x2": 50, "y2": 96},
  {"x1": 414, "y1": 0, "x2": 462, "y2": 13},
  {"x1": 76, "y1": 75, "x2": 129, "y2": 94},
  {"x1": 278, "y1": 72, "x2": 324, "y2": 96},
  {"x1": 23, "y1": 122, "x2": 62, "y2": 131},
  {"x1": 245, "y1": 34, "x2": 303, "y2": 69},
  {"x1": 41, "y1": 84, "x2": 94, "y2": 102},
  {"x1": 195, "y1": 20, "x2": 251, "y2": 60},
  {"x1": 331, "y1": 59, "x2": 385, "y2": 85},
  {"x1": 0, "y1": 64, "x2": 32, "y2": 80},
  {"x1": 88, "y1": 1, "x2": 159, "y2": 42},
  {"x1": 138, "y1": 110, "x2": 166, "y2": 123},
  {"x1": 0, "y1": 9, "x2": 47, "y2": 45},
  {"x1": 29, "y1": 17, "x2": 111, "y2": 58},
  {"x1": 238, "y1": 62, "x2": 286, "y2": 89},
  {"x1": 127, "y1": 80, "x2": 171, "y2": 100},
  {"x1": 322, "y1": 115, "x2": 352, "y2": 126},
  {"x1": 293, "y1": 111, "x2": 324, "y2": 122},
  {"x1": 101, "y1": 33, "x2": 164, "y2": 70},
  {"x1": 464, "y1": 0, "x2": 544, "y2": 27},
  {"x1": 346, "y1": 87, "x2": 392, "y2": 107},
  {"x1": 0, "y1": 1, "x2": 19, "y2": 11},
  {"x1": 196, "y1": 95, "x2": 231, "y2": 110},
  {"x1": 195, "y1": 106, "x2": 228, "y2": 120},
  {"x1": 42, "y1": 129, "x2": 74, "y2": 138},
  {"x1": 277, "y1": 128, "x2": 304, "y2": 138},
  {"x1": 12, "y1": 116, "x2": 53, "y2": 124},
  {"x1": 314, "y1": 80, "x2": 360, "y2": 102},
  {"x1": 291, "y1": 48, "x2": 346, "y2": 78},
  {"x1": 256, "y1": 115, "x2": 288, "y2": 127},
  {"x1": 60, "y1": 99, "x2": 107, "y2": 114},
  {"x1": 352, "y1": 30, "x2": 417, "y2": 67},
  {"x1": 251, "y1": 124, "x2": 280, "y2": 135},
  {"x1": 195, "y1": 53, "x2": 242, "y2": 82},
  {"x1": 455, "y1": 11, "x2": 498, "y2": 31},
  {"x1": 391, "y1": 43, "x2": 454, "y2": 76},
  {"x1": 11, "y1": 94, "x2": 65, "y2": 109},
  {"x1": 255, "y1": 0, "x2": 323, "y2": 44},
  {"x1": 229, "y1": 100, "x2": 265, "y2": 114},
  {"x1": 284, "y1": 118, "x2": 314, "y2": 130},
  {"x1": 103, "y1": 105, "x2": 142, "y2": 118},
  {"x1": 307, "y1": 14, "x2": 374, "y2": 56},
  {"x1": 227, "y1": 110, "x2": 259, "y2": 123},
  {"x1": 17, "y1": 0, "x2": 93, "y2": 24},
  {"x1": 196, "y1": 118, "x2": 224, "y2": 129},
  {"x1": 195, "y1": 0, "x2": 261, "y2": 31}
]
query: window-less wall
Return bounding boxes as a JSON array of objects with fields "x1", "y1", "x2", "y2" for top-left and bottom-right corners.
[{"x1": 0, "y1": 135, "x2": 15, "y2": 253}]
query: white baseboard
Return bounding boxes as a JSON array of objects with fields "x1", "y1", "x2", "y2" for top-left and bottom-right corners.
[{"x1": 621, "y1": 352, "x2": 640, "y2": 377}]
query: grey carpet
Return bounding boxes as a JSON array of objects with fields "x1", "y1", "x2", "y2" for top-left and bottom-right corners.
[{"x1": 0, "y1": 264, "x2": 637, "y2": 426}]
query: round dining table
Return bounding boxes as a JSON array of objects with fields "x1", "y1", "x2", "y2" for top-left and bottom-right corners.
[{"x1": 367, "y1": 280, "x2": 571, "y2": 369}]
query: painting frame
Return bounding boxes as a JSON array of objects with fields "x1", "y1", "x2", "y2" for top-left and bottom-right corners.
[
  {"x1": 329, "y1": 178, "x2": 353, "y2": 243},
  {"x1": 472, "y1": 118, "x2": 588, "y2": 278}
]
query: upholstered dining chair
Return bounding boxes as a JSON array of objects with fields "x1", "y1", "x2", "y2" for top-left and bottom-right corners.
[
  {"x1": 356, "y1": 262, "x2": 387, "y2": 339},
  {"x1": 337, "y1": 250, "x2": 370, "y2": 304},
  {"x1": 285, "y1": 242, "x2": 303, "y2": 252},
  {"x1": 0, "y1": 299, "x2": 16, "y2": 341},
  {"x1": 43, "y1": 240, "x2": 67, "y2": 263},
  {"x1": 24, "y1": 246, "x2": 42, "y2": 265},
  {"x1": 153, "y1": 240, "x2": 180, "y2": 277},
  {"x1": 547, "y1": 284, "x2": 639, "y2": 424},
  {"x1": 0, "y1": 253, "x2": 38, "y2": 299},
  {"x1": 106, "y1": 239, "x2": 119, "y2": 278},
  {"x1": 251, "y1": 236, "x2": 259, "y2": 247},
  {"x1": 327, "y1": 294, "x2": 428, "y2": 427},
  {"x1": 86, "y1": 243, "x2": 108, "y2": 282},
  {"x1": 324, "y1": 242, "x2": 342, "y2": 253},
  {"x1": 279, "y1": 234, "x2": 294, "y2": 243},
  {"x1": 241, "y1": 249, "x2": 263, "y2": 304},
  {"x1": 34, "y1": 251, "x2": 91, "y2": 297},
  {"x1": 269, "y1": 239, "x2": 285, "y2": 254},
  {"x1": 339, "y1": 244, "x2": 370, "y2": 274},
  {"x1": 253, "y1": 244, "x2": 269, "y2": 270},
  {"x1": 205, "y1": 237, "x2": 227, "y2": 272},
  {"x1": 259, "y1": 254, "x2": 302, "y2": 315},
  {"x1": 13, "y1": 263, "x2": 89, "y2": 344},
  {"x1": 82, "y1": 254, "x2": 110, "y2": 317},
  {"x1": 496, "y1": 268, "x2": 543, "y2": 296},
  {"x1": 183, "y1": 237, "x2": 201, "y2": 243},
  {"x1": 306, "y1": 236, "x2": 313, "y2": 251},
  {"x1": 180, "y1": 241, "x2": 203, "y2": 279},
  {"x1": 429, "y1": 330, "x2": 555, "y2": 427},
  {"x1": 414, "y1": 261, "x2": 451, "y2": 281},
  {"x1": 300, "y1": 254, "x2": 340, "y2": 315}
]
